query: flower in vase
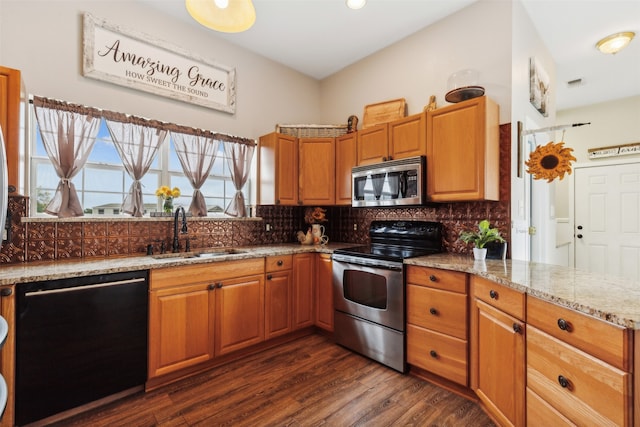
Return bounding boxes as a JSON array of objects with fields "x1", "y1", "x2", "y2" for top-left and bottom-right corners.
[{"x1": 156, "y1": 186, "x2": 181, "y2": 213}]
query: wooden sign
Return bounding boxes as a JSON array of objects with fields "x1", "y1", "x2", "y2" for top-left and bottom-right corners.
[
  {"x1": 588, "y1": 142, "x2": 640, "y2": 159},
  {"x1": 83, "y1": 13, "x2": 236, "y2": 113}
]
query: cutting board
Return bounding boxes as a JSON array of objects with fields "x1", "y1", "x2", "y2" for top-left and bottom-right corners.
[{"x1": 362, "y1": 98, "x2": 406, "y2": 128}]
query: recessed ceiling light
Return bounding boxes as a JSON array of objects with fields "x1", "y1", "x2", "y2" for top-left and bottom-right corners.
[
  {"x1": 595, "y1": 31, "x2": 635, "y2": 55},
  {"x1": 185, "y1": 0, "x2": 256, "y2": 33},
  {"x1": 346, "y1": 0, "x2": 367, "y2": 10}
]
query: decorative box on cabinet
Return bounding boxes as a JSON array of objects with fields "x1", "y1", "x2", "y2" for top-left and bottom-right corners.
[
  {"x1": 526, "y1": 296, "x2": 633, "y2": 426},
  {"x1": 470, "y1": 276, "x2": 525, "y2": 427},
  {"x1": 406, "y1": 266, "x2": 468, "y2": 386},
  {"x1": 426, "y1": 96, "x2": 499, "y2": 202},
  {"x1": 257, "y1": 132, "x2": 298, "y2": 205},
  {"x1": 265, "y1": 255, "x2": 293, "y2": 340}
]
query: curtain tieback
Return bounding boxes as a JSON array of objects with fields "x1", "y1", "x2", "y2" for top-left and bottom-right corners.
[{"x1": 60, "y1": 178, "x2": 71, "y2": 187}]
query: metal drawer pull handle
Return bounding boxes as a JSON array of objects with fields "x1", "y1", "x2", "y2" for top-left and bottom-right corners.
[
  {"x1": 557, "y1": 318, "x2": 571, "y2": 332},
  {"x1": 429, "y1": 350, "x2": 438, "y2": 358},
  {"x1": 429, "y1": 307, "x2": 438, "y2": 315},
  {"x1": 489, "y1": 289, "x2": 498, "y2": 299},
  {"x1": 429, "y1": 275, "x2": 437, "y2": 282},
  {"x1": 558, "y1": 375, "x2": 571, "y2": 389}
]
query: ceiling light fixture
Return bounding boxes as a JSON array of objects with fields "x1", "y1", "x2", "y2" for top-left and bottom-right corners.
[
  {"x1": 185, "y1": 0, "x2": 256, "y2": 33},
  {"x1": 595, "y1": 31, "x2": 635, "y2": 55},
  {"x1": 346, "y1": 0, "x2": 367, "y2": 10}
]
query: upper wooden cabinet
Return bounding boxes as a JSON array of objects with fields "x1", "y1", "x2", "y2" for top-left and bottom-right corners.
[
  {"x1": 357, "y1": 113, "x2": 426, "y2": 166},
  {"x1": 426, "y1": 96, "x2": 499, "y2": 202},
  {"x1": 299, "y1": 137, "x2": 335, "y2": 205},
  {"x1": 0, "y1": 66, "x2": 23, "y2": 191},
  {"x1": 257, "y1": 132, "x2": 298, "y2": 205},
  {"x1": 335, "y1": 132, "x2": 357, "y2": 205}
]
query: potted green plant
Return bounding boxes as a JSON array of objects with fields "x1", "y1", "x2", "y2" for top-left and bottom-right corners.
[{"x1": 459, "y1": 219, "x2": 505, "y2": 260}]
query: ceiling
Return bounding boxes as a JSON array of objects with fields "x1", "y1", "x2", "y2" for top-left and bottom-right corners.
[{"x1": 143, "y1": 0, "x2": 640, "y2": 111}]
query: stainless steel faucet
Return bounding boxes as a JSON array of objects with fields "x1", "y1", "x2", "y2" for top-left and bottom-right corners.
[{"x1": 172, "y1": 206, "x2": 188, "y2": 253}]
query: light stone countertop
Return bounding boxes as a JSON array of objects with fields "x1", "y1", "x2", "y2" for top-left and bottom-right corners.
[
  {"x1": 1, "y1": 245, "x2": 638, "y2": 329},
  {"x1": 405, "y1": 253, "x2": 640, "y2": 329}
]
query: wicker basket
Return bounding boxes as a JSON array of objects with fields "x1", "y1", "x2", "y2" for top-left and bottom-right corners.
[{"x1": 276, "y1": 124, "x2": 349, "y2": 138}]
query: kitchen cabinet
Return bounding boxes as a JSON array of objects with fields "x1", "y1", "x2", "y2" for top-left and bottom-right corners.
[
  {"x1": 257, "y1": 132, "x2": 298, "y2": 205},
  {"x1": 293, "y1": 253, "x2": 315, "y2": 329},
  {"x1": 0, "y1": 285, "x2": 14, "y2": 427},
  {"x1": 149, "y1": 259, "x2": 265, "y2": 377},
  {"x1": 299, "y1": 137, "x2": 335, "y2": 205},
  {"x1": 426, "y1": 96, "x2": 499, "y2": 202},
  {"x1": 526, "y1": 296, "x2": 632, "y2": 426},
  {"x1": 314, "y1": 253, "x2": 333, "y2": 332},
  {"x1": 265, "y1": 255, "x2": 293, "y2": 340},
  {"x1": 470, "y1": 276, "x2": 525, "y2": 427},
  {"x1": 356, "y1": 113, "x2": 426, "y2": 166},
  {"x1": 406, "y1": 266, "x2": 468, "y2": 386},
  {"x1": 335, "y1": 132, "x2": 357, "y2": 205},
  {"x1": 0, "y1": 66, "x2": 23, "y2": 190}
]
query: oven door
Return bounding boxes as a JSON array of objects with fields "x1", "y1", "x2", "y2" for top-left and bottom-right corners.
[{"x1": 332, "y1": 255, "x2": 404, "y2": 332}]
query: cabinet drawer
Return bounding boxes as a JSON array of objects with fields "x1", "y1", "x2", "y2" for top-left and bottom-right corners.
[
  {"x1": 407, "y1": 324, "x2": 467, "y2": 386},
  {"x1": 150, "y1": 258, "x2": 265, "y2": 290},
  {"x1": 527, "y1": 326, "x2": 631, "y2": 427},
  {"x1": 265, "y1": 255, "x2": 293, "y2": 272},
  {"x1": 472, "y1": 276, "x2": 524, "y2": 321},
  {"x1": 407, "y1": 284, "x2": 467, "y2": 339},
  {"x1": 527, "y1": 296, "x2": 630, "y2": 371},
  {"x1": 406, "y1": 266, "x2": 467, "y2": 293}
]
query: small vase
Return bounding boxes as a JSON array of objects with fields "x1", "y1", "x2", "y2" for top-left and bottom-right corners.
[
  {"x1": 163, "y1": 197, "x2": 174, "y2": 214},
  {"x1": 473, "y1": 247, "x2": 487, "y2": 260}
]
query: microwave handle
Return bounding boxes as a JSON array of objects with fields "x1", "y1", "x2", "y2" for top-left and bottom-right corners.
[{"x1": 400, "y1": 172, "x2": 407, "y2": 197}]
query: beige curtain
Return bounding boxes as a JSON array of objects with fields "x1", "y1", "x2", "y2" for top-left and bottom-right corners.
[
  {"x1": 33, "y1": 97, "x2": 101, "y2": 218},
  {"x1": 170, "y1": 126, "x2": 220, "y2": 217},
  {"x1": 104, "y1": 112, "x2": 167, "y2": 217},
  {"x1": 222, "y1": 136, "x2": 256, "y2": 217}
]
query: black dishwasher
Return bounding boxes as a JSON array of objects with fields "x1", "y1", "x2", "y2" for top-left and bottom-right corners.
[{"x1": 15, "y1": 270, "x2": 148, "y2": 426}]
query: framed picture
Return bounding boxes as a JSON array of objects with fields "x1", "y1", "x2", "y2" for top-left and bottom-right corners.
[{"x1": 529, "y1": 57, "x2": 549, "y2": 117}]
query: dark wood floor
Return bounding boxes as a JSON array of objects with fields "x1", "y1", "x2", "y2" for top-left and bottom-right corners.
[{"x1": 53, "y1": 334, "x2": 495, "y2": 427}]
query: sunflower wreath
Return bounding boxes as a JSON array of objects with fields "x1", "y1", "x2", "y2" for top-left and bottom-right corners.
[{"x1": 525, "y1": 141, "x2": 577, "y2": 182}]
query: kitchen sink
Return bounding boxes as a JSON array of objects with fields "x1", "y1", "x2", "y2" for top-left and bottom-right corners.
[{"x1": 151, "y1": 248, "x2": 247, "y2": 260}]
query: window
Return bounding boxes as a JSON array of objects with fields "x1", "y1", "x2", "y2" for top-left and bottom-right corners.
[{"x1": 29, "y1": 103, "x2": 251, "y2": 217}]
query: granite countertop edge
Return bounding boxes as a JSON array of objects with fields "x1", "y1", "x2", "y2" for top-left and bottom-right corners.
[{"x1": 1, "y1": 246, "x2": 638, "y2": 329}]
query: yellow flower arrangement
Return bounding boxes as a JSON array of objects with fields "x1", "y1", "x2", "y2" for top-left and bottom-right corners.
[{"x1": 155, "y1": 185, "x2": 181, "y2": 200}]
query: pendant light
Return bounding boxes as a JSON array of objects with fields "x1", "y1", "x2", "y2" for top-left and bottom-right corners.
[
  {"x1": 185, "y1": 0, "x2": 256, "y2": 33},
  {"x1": 595, "y1": 31, "x2": 635, "y2": 55}
]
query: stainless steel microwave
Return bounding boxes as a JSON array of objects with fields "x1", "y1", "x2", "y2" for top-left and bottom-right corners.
[{"x1": 352, "y1": 156, "x2": 426, "y2": 207}]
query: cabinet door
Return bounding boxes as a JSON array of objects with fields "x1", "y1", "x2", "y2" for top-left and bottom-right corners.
[
  {"x1": 257, "y1": 132, "x2": 298, "y2": 205},
  {"x1": 426, "y1": 96, "x2": 499, "y2": 202},
  {"x1": 265, "y1": 270, "x2": 292, "y2": 340},
  {"x1": 389, "y1": 113, "x2": 426, "y2": 160},
  {"x1": 215, "y1": 274, "x2": 265, "y2": 356},
  {"x1": 472, "y1": 298, "x2": 526, "y2": 427},
  {"x1": 148, "y1": 282, "x2": 215, "y2": 378},
  {"x1": 299, "y1": 137, "x2": 335, "y2": 205},
  {"x1": 293, "y1": 253, "x2": 315, "y2": 329},
  {"x1": 335, "y1": 133, "x2": 357, "y2": 205},
  {"x1": 0, "y1": 66, "x2": 22, "y2": 189},
  {"x1": 0, "y1": 285, "x2": 15, "y2": 427},
  {"x1": 357, "y1": 123, "x2": 388, "y2": 165},
  {"x1": 314, "y1": 253, "x2": 333, "y2": 331}
]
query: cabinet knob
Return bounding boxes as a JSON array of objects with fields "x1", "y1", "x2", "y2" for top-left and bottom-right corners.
[
  {"x1": 512, "y1": 323, "x2": 522, "y2": 334},
  {"x1": 429, "y1": 350, "x2": 438, "y2": 358},
  {"x1": 0, "y1": 288, "x2": 12, "y2": 297},
  {"x1": 208, "y1": 283, "x2": 217, "y2": 290},
  {"x1": 267, "y1": 274, "x2": 273, "y2": 280},
  {"x1": 558, "y1": 375, "x2": 571, "y2": 389},
  {"x1": 277, "y1": 260, "x2": 283, "y2": 266},
  {"x1": 557, "y1": 318, "x2": 571, "y2": 332},
  {"x1": 429, "y1": 274, "x2": 437, "y2": 282},
  {"x1": 489, "y1": 289, "x2": 498, "y2": 299},
  {"x1": 217, "y1": 282, "x2": 223, "y2": 288},
  {"x1": 429, "y1": 307, "x2": 438, "y2": 316}
]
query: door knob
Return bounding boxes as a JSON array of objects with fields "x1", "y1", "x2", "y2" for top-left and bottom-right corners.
[
  {"x1": 576, "y1": 234, "x2": 583, "y2": 239},
  {"x1": 577, "y1": 225, "x2": 583, "y2": 230}
]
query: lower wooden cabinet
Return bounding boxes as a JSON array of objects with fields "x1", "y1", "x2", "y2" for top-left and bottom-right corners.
[
  {"x1": 265, "y1": 255, "x2": 293, "y2": 340},
  {"x1": 0, "y1": 285, "x2": 15, "y2": 427},
  {"x1": 470, "y1": 277, "x2": 525, "y2": 427},
  {"x1": 293, "y1": 253, "x2": 315, "y2": 329},
  {"x1": 314, "y1": 253, "x2": 333, "y2": 331}
]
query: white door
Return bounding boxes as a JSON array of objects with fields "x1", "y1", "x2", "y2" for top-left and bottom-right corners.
[{"x1": 574, "y1": 162, "x2": 640, "y2": 281}]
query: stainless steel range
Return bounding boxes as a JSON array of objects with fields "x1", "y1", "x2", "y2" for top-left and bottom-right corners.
[{"x1": 332, "y1": 220, "x2": 443, "y2": 372}]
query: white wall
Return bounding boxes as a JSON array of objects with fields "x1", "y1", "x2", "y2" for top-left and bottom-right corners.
[
  {"x1": 0, "y1": 0, "x2": 321, "y2": 140},
  {"x1": 319, "y1": 0, "x2": 512, "y2": 126}
]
